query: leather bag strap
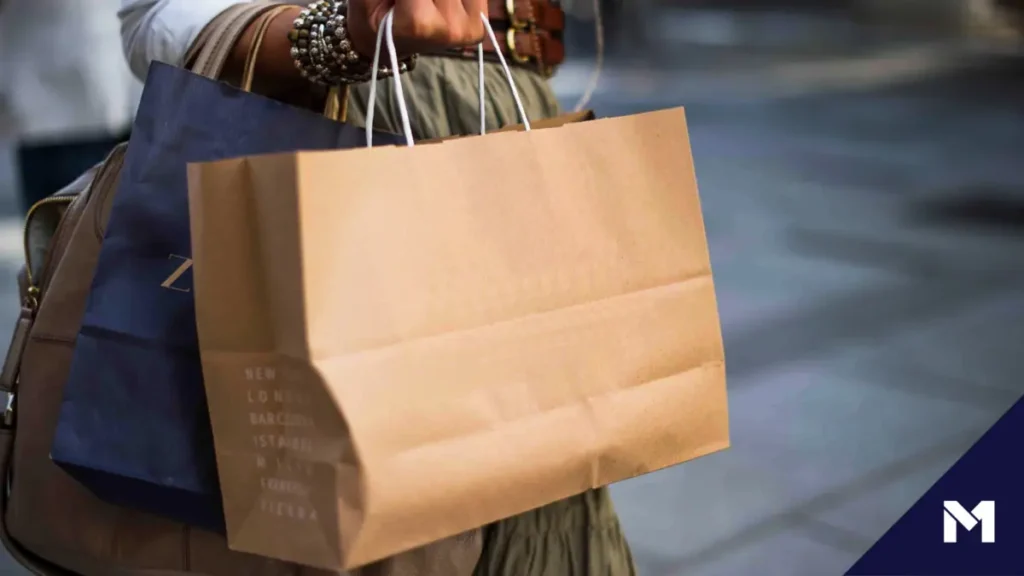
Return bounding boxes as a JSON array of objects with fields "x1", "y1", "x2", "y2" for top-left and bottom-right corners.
[
  {"x1": 186, "y1": 1, "x2": 282, "y2": 79},
  {"x1": 240, "y1": 5, "x2": 296, "y2": 91}
]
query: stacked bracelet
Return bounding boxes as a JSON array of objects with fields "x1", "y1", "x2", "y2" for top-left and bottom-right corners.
[{"x1": 289, "y1": 0, "x2": 417, "y2": 85}]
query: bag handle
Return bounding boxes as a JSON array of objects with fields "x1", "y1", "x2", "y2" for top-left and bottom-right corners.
[
  {"x1": 186, "y1": 2, "x2": 279, "y2": 79},
  {"x1": 240, "y1": 5, "x2": 294, "y2": 92},
  {"x1": 365, "y1": 10, "x2": 531, "y2": 147},
  {"x1": 188, "y1": 3, "x2": 346, "y2": 121}
]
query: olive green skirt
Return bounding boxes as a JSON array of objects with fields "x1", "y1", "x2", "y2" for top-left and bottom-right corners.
[
  {"x1": 344, "y1": 55, "x2": 559, "y2": 138},
  {"x1": 343, "y1": 55, "x2": 636, "y2": 576}
]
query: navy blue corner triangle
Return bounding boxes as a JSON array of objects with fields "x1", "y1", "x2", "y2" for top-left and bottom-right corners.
[{"x1": 846, "y1": 394, "x2": 1024, "y2": 576}]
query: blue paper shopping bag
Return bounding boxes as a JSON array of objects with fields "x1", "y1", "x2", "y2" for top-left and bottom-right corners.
[{"x1": 52, "y1": 62, "x2": 403, "y2": 530}]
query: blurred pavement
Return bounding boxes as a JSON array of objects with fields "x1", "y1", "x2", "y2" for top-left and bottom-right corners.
[
  {"x1": 556, "y1": 8, "x2": 1024, "y2": 576},
  {"x1": 1, "y1": 6, "x2": 1023, "y2": 575}
]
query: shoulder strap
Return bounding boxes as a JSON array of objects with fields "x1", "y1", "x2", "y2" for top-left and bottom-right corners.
[{"x1": 185, "y1": 1, "x2": 283, "y2": 79}]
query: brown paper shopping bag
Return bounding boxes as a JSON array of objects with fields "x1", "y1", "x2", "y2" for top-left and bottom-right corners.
[
  {"x1": 187, "y1": 104, "x2": 729, "y2": 570},
  {"x1": 187, "y1": 12, "x2": 727, "y2": 571}
]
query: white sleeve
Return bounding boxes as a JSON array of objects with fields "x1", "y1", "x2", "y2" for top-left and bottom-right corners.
[{"x1": 118, "y1": 0, "x2": 254, "y2": 80}]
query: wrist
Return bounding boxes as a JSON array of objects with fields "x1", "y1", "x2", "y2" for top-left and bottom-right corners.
[
  {"x1": 229, "y1": 6, "x2": 304, "y2": 84},
  {"x1": 289, "y1": 0, "x2": 416, "y2": 86}
]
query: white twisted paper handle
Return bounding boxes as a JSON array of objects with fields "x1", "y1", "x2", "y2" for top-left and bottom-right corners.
[{"x1": 366, "y1": 9, "x2": 532, "y2": 147}]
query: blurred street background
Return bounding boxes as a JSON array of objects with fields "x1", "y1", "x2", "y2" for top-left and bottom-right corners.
[{"x1": 2, "y1": 0, "x2": 1024, "y2": 574}]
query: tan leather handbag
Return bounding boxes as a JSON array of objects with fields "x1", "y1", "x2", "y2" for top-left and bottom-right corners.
[
  {"x1": 0, "y1": 3, "x2": 477, "y2": 575},
  {"x1": 0, "y1": 6, "x2": 297, "y2": 574}
]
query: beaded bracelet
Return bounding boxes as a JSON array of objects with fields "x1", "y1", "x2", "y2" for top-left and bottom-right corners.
[{"x1": 289, "y1": 0, "x2": 417, "y2": 85}]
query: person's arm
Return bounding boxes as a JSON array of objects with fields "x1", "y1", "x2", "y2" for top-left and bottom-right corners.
[
  {"x1": 224, "y1": 3, "x2": 305, "y2": 87},
  {"x1": 118, "y1": 0, "x2": 254, "y2": 79},
  {"x1": 119, "y1": 0, "x2": 488, "y2": 93},
  {"x1": 119, "y1": 0, "x2": 312, "y2": 102}
]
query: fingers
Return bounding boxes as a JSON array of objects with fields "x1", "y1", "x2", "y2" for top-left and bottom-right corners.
[
  {"x1": 461, "y1": 0, "x2": 489, "y2": 19},
  {"x1": 434, "y1": 0, "x2": 486, "y2": 44},
  {"x1": 352, "y1": 0, "x2": 490, "y2": 56},
  {"x1": 390, "y1": 0, "x2": 486, "y2": 50}
]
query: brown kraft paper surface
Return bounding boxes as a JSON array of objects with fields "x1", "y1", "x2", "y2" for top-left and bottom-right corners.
[{"x1": 187, "y1": 108, "x2": 729, "y2": 571}]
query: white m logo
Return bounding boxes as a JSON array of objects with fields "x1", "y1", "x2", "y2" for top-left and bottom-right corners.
[{"x1": 943, "y1": 500, "x2": 995, "y2": 543}]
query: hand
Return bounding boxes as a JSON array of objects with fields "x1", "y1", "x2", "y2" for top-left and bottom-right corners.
[{"x1": 346, "y1": 0, "x2": 489, "y2": 59}]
